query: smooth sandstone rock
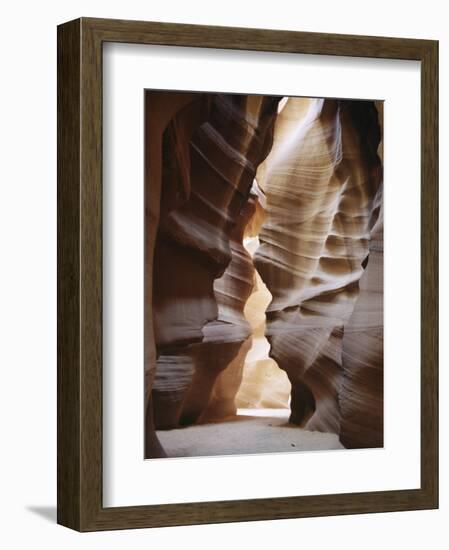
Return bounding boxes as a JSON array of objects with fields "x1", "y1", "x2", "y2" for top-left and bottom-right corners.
[
  {"x1": 144, "y1": 91, "x2": 203, "y2": 457},
  {"x1": 254, "y1": 98, "x2": 383, "y2": 436},
  {"x1": 339, "y1": 194, "x2": 383, "y2": 448},
  {"x1": 146, "y1": 92, "x2": 384, "y2": 457},
  {"x1": 339, "y1": 102, "x2": 384, "y2": 447},
  {"x1": 148, "y1": 93, "x2": 280, "y2": 447}
]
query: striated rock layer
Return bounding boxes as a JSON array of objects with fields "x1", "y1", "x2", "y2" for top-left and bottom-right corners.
[
  {"x1": 145, "y1": 92, "x2": 384, "y2": 457},
  {"x1": 148, "y1": 93, "x2": 280, "y2": 450},
  {"x1": 144, "y1": 91, "x2": 205, "y2": 457},
  {"x1": 339, "y1": 102, "x2": 384, "y2": 448},
  {"x1": 339, "y1": 191, "x2": 383, "y2": 447},
  {"x1": 254, "y1": 98, "x2": 383, "y2": 436}
]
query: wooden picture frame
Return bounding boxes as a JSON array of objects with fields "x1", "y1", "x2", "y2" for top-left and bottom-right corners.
[{"x1": 57, "y1": 17, "x2": 438, "y2": 531}]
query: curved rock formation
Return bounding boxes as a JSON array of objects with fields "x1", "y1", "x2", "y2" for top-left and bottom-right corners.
[
  {"x1": 144, "y1": 91, "x2": 204, "y2": 457},
  {"x1": 148, "y1": 93, "x2": 280, "y2": 445},
  {"x1": 145, "y1": 91, "x2": 384, "y2": 458},
  {"x1": 339, "y1": 102, "x2": 384, "y2": 448},
  {"x1": 254, "y1": 97, "x2": 383, "y2": 435},
  {"x1": 182, "y1": 188, "x2": 259, "y2": 424},
  {"x1": 339, "y1": 190, "x2": 383, "y2": 448}
]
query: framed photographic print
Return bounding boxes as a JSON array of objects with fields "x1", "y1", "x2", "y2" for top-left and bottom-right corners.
[{"x1": 57, "y1": 17, "x2": 438, "y2": 531}]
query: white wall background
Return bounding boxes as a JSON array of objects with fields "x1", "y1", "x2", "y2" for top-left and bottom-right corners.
[{"x1": 0, "y1": 0, "x2": 446, "y2": 547}]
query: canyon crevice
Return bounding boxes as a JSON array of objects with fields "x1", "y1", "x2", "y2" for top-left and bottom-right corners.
[{"x1": 145, "y1": 91, "x2": 384, "y2": 458}]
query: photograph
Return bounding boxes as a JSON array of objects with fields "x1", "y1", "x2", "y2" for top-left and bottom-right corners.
[{"x1": 145, "y1": 91, "x2": 384, "y2": 459}]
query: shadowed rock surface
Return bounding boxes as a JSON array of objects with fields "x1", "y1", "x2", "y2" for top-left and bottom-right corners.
[
  {"x1": 145, "y1": 92, "x2": 384, "y2": 458},
  {"x1": 339, "y1": 103, "x2": 384, "y2": 448},
  {"x1": 148, "y1": 93, "x2": 280, "y2": 441},
  {"x1": 254, "y1": 98, "x2": 383, "y2": 437}
]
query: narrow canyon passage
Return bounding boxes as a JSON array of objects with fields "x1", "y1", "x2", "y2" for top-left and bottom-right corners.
[
  {"x1": 156, "y1": 219, "x2": 344, "y2": 458},
  {"x1": 235, "y1": 228, "x2": 291, "y2": 412},
  {"x1": 145, "y1": 92, "x2": 383, "y2": 459}
]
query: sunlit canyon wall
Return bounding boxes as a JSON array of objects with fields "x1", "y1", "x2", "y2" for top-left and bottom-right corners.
[{"x1": 144, "y1": 91, "x2": 383, "y2": 458}]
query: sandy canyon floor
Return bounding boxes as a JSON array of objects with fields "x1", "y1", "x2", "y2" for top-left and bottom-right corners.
[{"x1": 156, "y1": 409, "x2": 344, "y2": 458}]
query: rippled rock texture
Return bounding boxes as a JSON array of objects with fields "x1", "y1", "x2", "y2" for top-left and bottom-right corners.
[
  {"x1": 145, "y1": 91, "x2": 383, "y2": 458},
  {"x1": 146, "y1": 93, "x2": 280, "y2": 457},
  {"x1": 254, "y1": 98, "x2": 383, "y2": 438}
]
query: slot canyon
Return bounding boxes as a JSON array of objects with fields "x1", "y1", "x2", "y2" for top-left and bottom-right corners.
[{"x1": 144, "y1": 91, "x2": 383, "y2": 459}]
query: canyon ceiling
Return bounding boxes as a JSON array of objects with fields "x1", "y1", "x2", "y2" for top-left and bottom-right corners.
[{"x1": 144, "y1": 91, "x2": 383, "y2": 459}]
